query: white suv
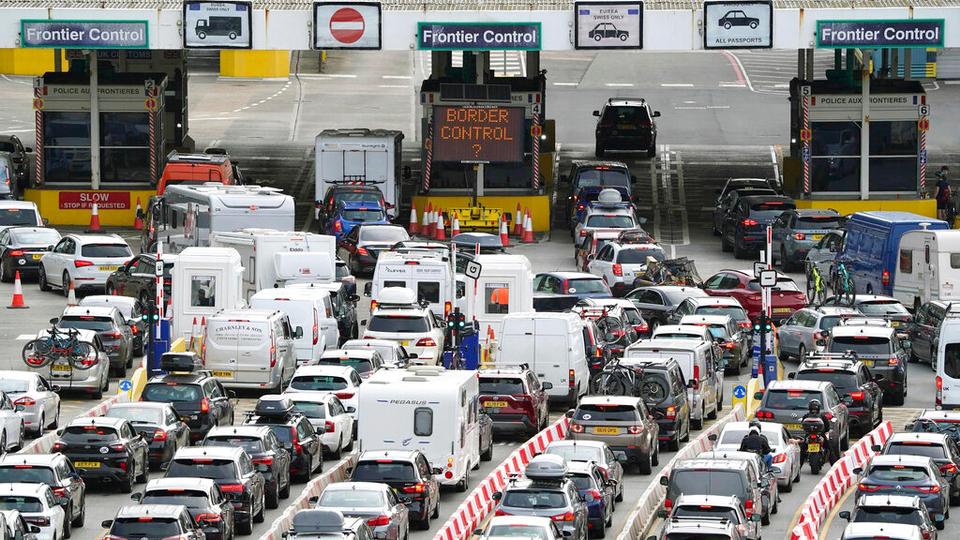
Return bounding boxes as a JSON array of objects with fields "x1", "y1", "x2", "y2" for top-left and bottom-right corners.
[
  {"x1": 574, "y1": 196, "x2": 639, "y2": 241},
  {"x1": 38, "y1": 234, "x2": 132, "y2": 295},
  {"x1": 362, "y1": 287, "x2": 444, "y2": 365},
  {"x1": 587, "y1": 242, "x2": 665, "y2": 296}
]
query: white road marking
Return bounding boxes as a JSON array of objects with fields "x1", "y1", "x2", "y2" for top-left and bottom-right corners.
[
  {"x1": 553, "y1": 82, "x2": 579, "y2": 86},
  {"x1": 707, "y1": 105, "x2": 731, "y2": 109},
  {"x1": 378, "y1": 85, "x2": 407, "y2": 88},
  {"x1": 719, "y1": 83, "x2": 746, "y2": 88},
  {"x1": 191, "y1": 117, "x2": 241, "y2": 121},
  {"x1": 683, "y1": 100, "x2": 697, "y2": 104},
  {"x1": 605, "y1": 83, "x2": 634, "y2": 87},
  {"x1": 382, "y1": 75, "x2": 411, "y2": 80},
  {"x1": 324, "y1": 74, "x2": 358, "y2": 79},
  {"x1": 945, "y1": 80, "x2": 960, "y2": 85},
  {"x1": 661, "y1": 83, "x2": 694, "y2": 87},
  {"x1": 675, "y1": 106, "x2": 706, "y2": 110}
]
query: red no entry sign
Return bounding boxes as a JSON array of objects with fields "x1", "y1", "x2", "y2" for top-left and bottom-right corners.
[{"x1": 329, "y1": 7, "x2": 365, "y2": 44}]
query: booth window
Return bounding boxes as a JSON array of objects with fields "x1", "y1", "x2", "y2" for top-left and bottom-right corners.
[
  {"x1": 809, "y1": 120, "x2": 917, "y2": 193},
  {"x1": 43, "y1": 112, "x2": 91, "y2": 183},
  {"x1": 486, "y1": 284, "x2": 510, "y2": 314},
  {"x1": 899, "y1": 249, "x2": 912, "y2": 274},
  {"x1": 42, "y1": 111, "x2": 153, "y2": 184},
  {"x1": 413, "y1": 407, "x2": 433, "y2": 436},
  {"x1": 810, "y1": 122, "x2": 860, "y2": 192},
  {"x1": 191, "y1": 275, "x2": 216, "y2": 307}
]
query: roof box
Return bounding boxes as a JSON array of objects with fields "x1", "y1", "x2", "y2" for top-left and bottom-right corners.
[
  {"x1": 160, "y1": 352, "x2": 201, "y2": 373},
  {"x1": 377, "y1": 287, "x2": 417, "y2": 306},
  {"x1": 525, "y1": 454, "x2": 568, "y2": 480},
  {"x1": 291, "y1": 509, "x2": 344, "y2": 534},
  {"x1": 597, "y1": 188, "x2": 622, "y2": 204},
  {"x1": 254, "y1": 395, "x2": 295, "y2": 417}
]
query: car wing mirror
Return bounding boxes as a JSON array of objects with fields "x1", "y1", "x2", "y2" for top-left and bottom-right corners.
[
  {"x1": 346, "y1": 406, "x2": 356, "y2": 414},
  {"x1": 432, "y1": 467, "x2": 443, "y2": 475},
  {"x1": 473, "y1": 530, "x2": 484, "y2": 537},
  {"x1": 308, "y1": 495, "x2": 319, "y2": 504},
  {"x1": 707, "y1": 434, "x2": 718, "y2": 442},
  {"x1": 873, "y1": 374, "x2": 885, "y2": 381},
  {"x1": 652, "y1": 111, "x2": 661, "y2": 118},
  {"x1": 687, "y1": 380, "x2": 697, "y2": 389},
  {"x1": 101, "y1": 520, "x2": 113, "y2": 529},
  {"x1": 871, "y1": 444, "x2": 881, "y2": 452},
  {"x1": 753, "y1": 391, "x2": 764, "y2": 400},
  {"x1": 838, "y1": 510, "x2": 851, "y2": 521},
  {"x1": 28, "y1": 526, "x2": 40, "y2": 534},
  {"x1": 294, "y1": 326, "x2": 304, "y2": 339},
  {"x1": 935, "y1": 513, "x2": 946, "y2": 523},
  {"x1": 592, "y1": 110, "x2": 600, "y2": 117},
  {"x1": 656, "y1": 509, "x2": 668, "y2": 518},
  {"x1": 14, "y1": 404, "x2": 24, "y2": 412},
  {"x1": 750, "y1": 513, "x2": 762, "y2": 522},
  {"x1": 159, "y1": 462, "x2": 170, "y2": 472},
  {"x1": 131, "y1": 493, "x2": 142, "y2": 502},
  {"x1": 787, "y1": 372, "x2": 796, "y2": 380},
  {"x1": 852, "y1": 467, "x2": 863, "y2": 475},
  {"x1": 659, "y1": 475, "x2": 669, "y2": 486},
  {"x1": 492, "y1": 491, "x2": 502, "y2": 501},
  {"x1": 364, "y1": 283, "x2": 373, "y2": 297},
  {"x1": 49, "y1": 317, "x2": 60, "y2": 325},
  {"x1": 565, "y1": 409, "x2": 575, "y2": 418}
]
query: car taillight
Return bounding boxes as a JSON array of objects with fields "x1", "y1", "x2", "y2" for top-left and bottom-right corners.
[
  {"x1": 367, "y1": 516, "x2": 391, "y2": 527},
  {"x1": 416, "y1": 338, "x2": 436, "y2": 347},
  {"x1": 402, "y1": 483, "x2": 426, "y2": 494},
  {"x1": 691, "y1": 366, "x2": 700, "y2": 390},
  {"x1": 612, "y1": 264, "x2": 622, "y2": 277},
  {"x1": 80, "y1": 356, "x2": 97, "y2": 368},
  {"x1": 570, "y1": 422, "x2": 584, "y2": 433},
  {"x1": 638, "y1": 322, "x2": 649, "y2": 334},
  {"x1": 7, "y1": 250, "x2": 24, "y2": 257},
  {"x1": 269, "y1": 342, "x2": 277, "y2": 368},
  {"x1": 914, "y1": 485, "x2": 941, "y2": 493},
  {"x1": 938, "y1": 376, "x2": 943, "y2": 406},
  {"x1": 741, "y1": 219, "x2": 759, "y2": 227},
  {"x1": 24, "y1": 517, "x2": 49, "y2": 527},
  {"x1": 252, "y1": 457, "x2": 273, "y2": 466},
  {"x1": 494, "y1": 509, "x2": 511, "y2": 516},
  {"x1": 586, "y1": 489, "x2": 603, "y2": 501},
  {"x1": 882, "y1": 269, "x2": 890, "y2": 286},
  {"x1": 722, "y1": 341, "x2": 736, "y2": 349},
  {"x1": 219, "y1": 484, "x2": 244, "y2": 494},
  {"x1": 569, "y1": 368, "x2": 576, "y2": 389},
  {"x1": 14, "y1": 397, "x2": 35, "y2": 407},
  {"x1": 200, "y1": 398, "x2": 210, "y2": 413},
  {"x1": 744, "y1": 499, "x2": 753, "y2": 517},
  {"x1": 888, "y1": 357, "x2": 899, "y2": 366},
  {"x1": 24, "y1": 355, "x2": 44, "y2": 367},
  {"x1": 665, "y1": 405, "x2": 676, "y2": 420},
  {"x1": 664, "y1": 497, "x2": 673, "y2": 510},
  {"x1": 357, "y1": 247, "x2": 369, "y2": 256},
  {"x1": 153, "y1": 430, "x2": 167, "y2": 442},
  {"x1": 52, "y1": 487, "x2": 68, "y2": 498},
  {"x1": 105, "y1": 331, "x2": 123, "y2": 339},
  {"x1": 196, "y1": 513, "x2": 222, "y2": 523},
  {"x1": 52, "y1": 441, "x2": 65, "y2": 452},
  {"x1": 130, "y1": 325, "x2": 139, "y2": 335},
  {"x1": 941, "y1": 463, "x2": 958, "y2": 475},
  {"x1": 738, "y1": 321, "x2": 752, "y2": 329},
  {"x1": 444, "y1": 302, "x2": 452, "y2": 317},
  {"x1": 335, "y1": 392, "x2": 354, "y2": 400},
  {"x1": 773, "y1": 453, "x2": 787, "y2": 464},
  {"x1": 849, "y1": 391, "x2": 864, "y2": 401},
  {"x1": 793, "y1": 233, "x2": 805, "y2": 241},
  {"x1": 628, "y1": 425, "x2": 643, "y2": 434},
  {"x1": 334, "y1": 221, "x2": 343, "y2": 232},
  {"x1": 111, "y1": 443, "x2": 126, "y2": 452},
  {"x1": 551, "y1": 512, "x2": 575, "y2": 522},
  {"x1": 858, "y1": 483, "x2": 881, "y2": 492},
  {"x1": 291, "y1": 427, "x2": 302, "y2": 454},
  {"x1": 580, "y1": 230, "x2": 587, "y2": 237},
  {"x1": 325, "y1": 421, "x2": 336, "y2": 434},
  {"x1": 756, "y1": 410, "x2": 775, "y2": 420},
  {"x1": 74, "y1": 260, "x2": 94, "y2": 268},
  {"x1": 823, "y1": 411, "x2": 834, "y2": 421}
]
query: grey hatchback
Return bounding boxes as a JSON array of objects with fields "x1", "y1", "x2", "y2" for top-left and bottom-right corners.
[
  {"x1": 493, "y1": 455, "x2": 589, "y2": 540},
  {"x1": 567, "y1": 396, "x2": 659, "y2": 474},
  {"x1": 771, "y1": 209, "x2": 843, "y2": 271}
]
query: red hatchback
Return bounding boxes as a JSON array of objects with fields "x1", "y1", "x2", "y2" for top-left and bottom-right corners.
[
  {"x1": 478, "y1": 368, "x2": 551, "y2": 436},
  {"x1": 702, "y1": 269, "x2": 808, "y2": 323}
]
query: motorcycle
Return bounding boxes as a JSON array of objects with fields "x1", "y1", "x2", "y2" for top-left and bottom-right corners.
[{"x1": 802, "y1": 417, "x2": 828, "y2": 474}]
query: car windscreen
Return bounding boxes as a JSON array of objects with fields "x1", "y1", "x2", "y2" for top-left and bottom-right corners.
[
  {"x1": 885, "y1": 442, "x2": 947, "y2": 459},
  {"x1": 763, "y1": 389, "x2": 823, "y2": 410},
  {"x1": 695, "y1": 306, "x2": 747, "y2": 321},
  {"x1": 80, "y1": 244, "x2": 132, "y2": 258},
  {"x1": 333, "y1": 191, "x2": 381, "y2": 205},
  {"x1": 795, "y1": 371, "x2": 858, "y2": 394},
  {"x1": 319, "y1": 357, "x2": 374, "y2": 374},
  {"x1": 545, "y1": 445, "x2": 602, "y2": 463},
  {"x1": 502, "y1": 489, "x2": 567, "y2": 509},
  {"x1": 575, "y1": 404, "x2": 639, "y2": 422},
  {"x1": 105, "y1": 407, "x2": 164, "y2": 425},
  {"x1": 58, "y1": 316, "x2": 113, "y2": 331},
  {"x1": 665, "y1": 534, "x2": 732, "y2": 540},
  {"x1": 111, "y1": 517, "x2": 181, "y2": 538},
  {"x1": 617, "y1": 248, "x2": 665, "y2": 264},
  {"x1": 654, "y1": 333, "x2": 703, "y2": 340},
  {"x1": 0, "y1": 209, "x2": 38, "y2": 226},
  {"x1": 796, "y1": 216, "x2": 842, "y2": 230},
  {"x1": 852, "y1": 506, "x2": 923, "y2": 526},
  {"x1": 858, "y1": 301, "x2": 910, "y2": 316},
  {"x1": 204, "y1": 436, "x2": 264, "y2": 455},
  {"x1": 719, "y1": 429, "x2": 749, "y2": 446},
  {"x1": 829, "y1": 336, "x2": 892, "y2": 355},
  {"x1": 291, "y1": 401, "x2": 326, "y2": 419},
  {"x1": 569, "y1": 473, "x2": 595, "y2": 491},
  {"x1": 61, "y1": 425, "x2": 119, "y2": 443},
  {"x1": 486, "y1": 525, "x2": 551, "y2": 540},
  {"x1": 0, "y1": 466, "x2": 55, "y2": 485},
  {"x1": 166, "y1": 458, "x2": 238, "y2": 481},
  {"x1": 602, "y1": 106, "x2": 651, "y2": 127},
  {"x1": 668, "y1": 470, "x2": 747, "y2": 499},
  {"x1": 586, "y1": 215, "x2": 635, "y2": 228},
  {"x1": 568, "y1": 279, "x2": 609, "y2": 294},
  {"x1": 10, "y1": 229, "x2": 59, "y2": 245},
  {"x1": 575, "y1": 169, "x2": 630, "y2": 189},
  {"x1": 368, "y1": 315, "x2": 429, "y2": 333},
  {"x1": 141, "y1": 490, "x2": 210, "y2": 509},
  {"x1": 317, "y1": 489, "x2": 385, "y2": 508},
  {"x1": 704, "y1": 325, "x2": 730, "y2": 340},
  {"x1": 868, "y1": 465, "x2": 930, "y2": 482},
  {"x1": 0, "y1": 496, "x2": 42, "y2": 513},
  {"x1": 360, "y1": 227, "x2": 409, "y2": 243},
  {"x1": 747, "y1": 278, "x2": 800, "y2": 292},
  {"x1": 142, "y1": 383, "x2": 202, "y2": 403},
  {"x1": 341, "y1": 209, "x2": 385, "y2": 222},
  {"x1": 479, "y1": 377, "x2": 525, "y2": 395},
  {"x1": 352, "y1": 461, "x2": 417, "y2": 483},
  {"x1": 673, "y1": 506, "x2": 739, "y2": 522},
  {"x1": 289, "y1": 375, "x2": 347, "y2": 392}
]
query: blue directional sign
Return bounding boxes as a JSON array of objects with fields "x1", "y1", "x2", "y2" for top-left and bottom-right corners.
[
  {"x1": 118, "y1": 379, "x2": 133, "y2": 392},
  {"x1": 733, "y1": 385, "x2": 747, "y2": 399}
]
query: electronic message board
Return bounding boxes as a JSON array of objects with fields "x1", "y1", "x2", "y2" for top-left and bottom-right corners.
[{"x1": 432, "y1": 105, "x2": 524, "y2": 163}]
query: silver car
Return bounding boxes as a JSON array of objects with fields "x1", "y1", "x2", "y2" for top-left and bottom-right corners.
[
  {"x1": 771, "y1": 209, "x2": 843, "y2": 272},
  {"x1": 25, "y1": 329, "x2": 110, "y2": 399},
  {"x1": 543, "y1": 440, "x2": 625, "y2": 503},
  {"x1": 476, "y1": 515, "x2": 565, "y2": 540},
  {"x1": 777, "y1": 306, "x2": 860, "y2": 360},
  {"x1": 0, "y1": 372, "x2": 61, "y2": 437},
  {"x1": 804, "y1": 230, "x2": 844, "y2": 279},
  {"x1": 340, "y1": 339, "x2": 413, "y2": 369},
  {"x1": 313, "y1": 482, "x2": 409, "y2": 540}
]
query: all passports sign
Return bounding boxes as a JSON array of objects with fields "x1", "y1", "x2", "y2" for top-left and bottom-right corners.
[{"x1": 817, "y1": 19, "x2": 945, "y2": 48}]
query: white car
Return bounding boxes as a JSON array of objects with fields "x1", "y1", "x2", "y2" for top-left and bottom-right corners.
[
  {"x1": 713, "y1": 421, "x2": 802, "y2": 491},
  {"x1": 476, "y1": 515, "x2": 565, "y2": 540},
  {"x1": 0, "y1": 510, "x2": 37, "y2": 540},
  {"x1": 0, "y1": 483, "x2": 66, "y2": 540},
  {"x1": 0, "y1": 394, "x2": 24, "y2": 452},
  {"x1": 0, "y1": 372, "x2": 60, "y2": 437},
  {"x1": 285, "y1": 365, "x2": 362, "y2": 422},
  {"x1": 573, "y1": 197, "x2": 639, "y2": 242},
  {"x1": 340, "y1": 338, "x2": 414, "y2": 368},
  {"x1": 38, "y1": 234, "x2": 133, "y2": 295},
  {"x1": 287, "y1": 393, "x2": 355, "y2": 457},
  {"x1": 318, "y1": 349, "x2": 384, "y2": 380},
  {"x1": 586, "y1": 242, "x2": 666, "y2": 296},
  {"x1": 362, "y1": 288, "x2": 444, "y2": 365}
]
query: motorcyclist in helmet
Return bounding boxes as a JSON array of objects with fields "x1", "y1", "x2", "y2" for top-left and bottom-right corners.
[
  {"x1": 740, "y1": 419, "x2": 774, "y2": 470},
  {"x1": 801, "y1": 399, "x2": 838, "y2": 463}
]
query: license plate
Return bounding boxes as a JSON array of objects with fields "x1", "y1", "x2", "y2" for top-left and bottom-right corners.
[
  {"x1": 51, "y1": 364, "x2": 71, "y2": 372},
  {"x1": 890, "y1": 321, "x2": 900, "y2": 328},
  {"x1": 773, "y1": 307, "x2": 791, "y2": 313},
  {"x1": 400, "y1": 341, "x2": 410, "y2": 347},
  {"x1": 31, "y1": 254, "x2": 42, "y2": 260},
  {"x1": 862, "y1": 360, "x2": 874, "y2": 367},
  {"x1": 485, "y1": 401, "x2": 508, "y2": 408},
  {"x1": 212, "y1": 370, "x2": 233, "y2": 378},
  {"x1": 74, "y1": 461, "x2": 100, "y2": 468},
  {"x1": 617, "y1": 124, "x2": 635, "y2": 130},
  {"x1": 98, "y1": 265, "x2": 118, "y2": 272},
  {"x1": 785, "y1": 423, "x2": 802, "y2": 431},
  {"x1": 807, "y1": 443, "x2": 821, "y2": 453},
  {"x1": 812, "y1": 234, "x2": 824, "y2": 241},
  {"x1": 593, "y1": 426, "x2": 620, "y2": 435},
  {"x1": 181, "y1": 415, "x2": 198, "y2": 422}
]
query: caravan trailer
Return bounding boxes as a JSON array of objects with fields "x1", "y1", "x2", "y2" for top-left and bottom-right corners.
[
  {"x1": 170, "y1": 247, "x2": 245, "y2": 341},
  {"x1": 893, "y1": 229, "x2": 960, "y2": 310},
  {"x1": 357, "y1": 366, "x2": 480, "y2": 489}
]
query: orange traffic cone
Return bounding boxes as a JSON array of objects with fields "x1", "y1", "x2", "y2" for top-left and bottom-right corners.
[
  {"x1": 6, "y1": 271, "x2": 28, "y2": 309},
  {"x1": 522, "y1": 210, "x2": 535, "y2": 243},
  {"x1": 408, "y1": 204, "x2": 420, "y2": 235},
  {"x1": 450, "y1": 212, "x2": 461, "y2": 237},
  {"x1": 423, "y1": 203, "x2": 434, "y2": 238},
  {"x1": 133, "y1": 198, "x2": 144, "y2": 231},
  {"x1": 513, "y1": 203, "x2": 523, "y2": 237},
  {"x1": 435, "y1": 210, "x2": 446, "y2": 241},
  {"x1": 420, "y1": 204, "x2": 431, "y2": 237},
  {"x1": 499, "y1": 215, "x2": 510, "y2": 247},
  {"x1": 188, "y1": 316, "x2": 198, "y2": 350},
  {"x1": 86, "y1": 203, "x2": 102, "y2": 233},
  {"x1": 66, "y1": 279, "x2": 78, "y2": 306}
]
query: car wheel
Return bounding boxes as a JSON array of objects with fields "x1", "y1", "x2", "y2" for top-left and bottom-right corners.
[
  {"x1": 38, "y1": 265, "x2": 50, "y2": 291},
  {"x1": 733, "y1": 235, "x2": 748, "y2": 259},
  {"x1": 691, "y1": 408, "x2": 703, "y2": 430},
  {"x1": 197, "y1": 31, "x2": 207, "y2": 39},
  {"x1": 721, "y1": 228, "x2": 733, "y2": 253},
  {"x1": 652, "y1": 444, "x2": 659, "y2": 466},
  {"x1": 279, "y1": 473, "x2": 291, "y2": 499},
  {"x1": 120, "y1": 467, "x2": 134, "y2": 493},
  {"x1": 481, "y1": 437, "x2": 493, "y2": 461},
  {"x1": 638, "y1": 451, "x2": 652, "y2": 475},
  {"x1": 797, "y1": 344, "x2": 806, "y2": 362},
  {"x1": 431, "y1": 498, "x2": 440, "y2": 519},
  {"x1": 237, "y1": 512, "x2": 253, "y2": 535},
  {"x1": 647, "y1": 143, "x2": 656, "y2": 158},
  {"x1": 780, "y1": 477, "x2": 793, "y2": 493},
  {"x1": 593, "y1": 519, "x2": 607, "y2": 538},
  {"x1": 52, "y1": 406, "x2": 60, "y2": 430},
  {"x1": 253, "y1": 494, "x2": 265, "y2": 523},
  {"x1": 750, "y1": 21, "x2": 758, "y2": 29},
  {"x1": 136, "y1": 454, "x2": 148, "y2": 483},
  {"x1": 456, "y1": 467, "x2": 469, "y2": 492},
  {"x1": 594, "y1": 34, "x2": 602, "y2": 41},
  {"x1": 0, "y1": 258, "x2": 11, "y2": 283},
  {"x1": 34, "y1": 414, "x2": 45, "y2": 438},
  {"x1": 63, "y1": 512, "x2": 71, "y2": 539},
  {"x1": 331, "y1": 437, "x2": 342, "y2": 459},
  {"x1": 266, "y1": 481, "x2": 279, "y2": 509},
  {"x1": 229, "y1": 31, "x2": 238, "y2": 39},
  {"x1": 62, "y1": 271, "x2": 72, "y2": 297},
  {"x1": 13, "y1": 422, "x2": 23, "y2": 451},
  {"x1": 72, "y1": 495, "x2": 85, "y2": 527},
  {"x1": 595, "y1": 143, "x2": 605, "y2": 159},
  {"x1": 780, "y1": 247, "x2": 792, "y2": 272}
]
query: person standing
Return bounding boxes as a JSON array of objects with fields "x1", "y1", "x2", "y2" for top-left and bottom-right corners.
[{"x1": 936, "y1": 166, "x2": 951, "y2": 221}]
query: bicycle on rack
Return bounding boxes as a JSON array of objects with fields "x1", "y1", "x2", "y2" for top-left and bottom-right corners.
[
  {"x1": 805, "y1": 261, "x2": 827, "y2": 306},
  {"x1": 830, "y1": 261, "x2": 856, "y2": 305},
  {"x1": 590, "y1": 357, "x2": 640, "y2": 396},
  {"x1": 21, "y1": 318, "x2": 96, "y2": 370}
]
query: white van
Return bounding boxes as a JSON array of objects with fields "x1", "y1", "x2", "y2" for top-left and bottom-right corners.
[
  {"x1": 496, "y1": 312, "x2": 589, "y2": 405},
  {"x1": 936, "y1": 307, "x2": 960, "y2": 409},
  {"x1": 357, "y1": 366, "x2": 480, "y2": 489},
  {"x1": 460, "y1": 254, "x2": 534, "y2": 343},
  {"x1": 893, "y1": 229, "x2": 960, "y2": 310},
  {"x1": 170, "y1": 247, "x2": 245, "y2": 341},
  {"x1": 0, "y1": 200, "x2": 43, "y2": 231},
  {"x1": 202, "y1": 308, "x2": 298, "y2": 392},
  {"x1": 250, "y1": 287, "x2": 339, "y2": 366},
  {"x1": 624, "y1": 339, "x2": 722, "y2": 429},
  {"x1": 368, "y1": 251, "x2": 459, "y2": 318}
]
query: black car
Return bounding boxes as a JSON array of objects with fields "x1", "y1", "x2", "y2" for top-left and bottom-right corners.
[
  {"x1": 912, "y1": 300, "x2": 949, "y2": 365},
  {"x1": 0, "y1": 227, "x2": 61, "y2": 282},
  {"x1": 0, "y1": 134, "x2": 32, "y2": 192},
  {"x1": 351, "y1": 450, "x2": 441, "y2": 530},
  {"x1": 104, "y1": 402, "x2": 191, "y2": 470},
  {"x1": 244, "y1": 395, "x2": 323, "y2": 483},
  {"x1": 624, "y1": 286, "x2": 710, "y2": 331},
  {"x1": 336, "y1": 224, "x2": 410, "y2": 275},
  {"x1": 790, "y1": 354, "x2": 883, "y2": 436},
  {"x1": 563, "y1": 160, "x2": 633, "y2": 231},
  {"x1": 106, "y1": 253, "x2": 174, "y2": 305},
  {"x1": 134, "y1": 477, "x2": 235, "y2": 540},
  {"x1": 102, "y1": 505, "x2": 204, "y2": 540},
  {"x1": 165, "y1": 446, "x2": 266, "y2": 535},
  {"x1": 712, "y1": 187, "x2": 778, "y2": 236},
  {"x1": 715, "y1": 178, "x2": 779, "y2": 202},
  {"x1": 53, "y1": 417, "x2": 149, "y2": 493},
  {"x1": 593, "y1": 98, "x2": 660, "y2": 158},
  {"x1": 141, "y1": 356, "x2": 235, "y2": 442},
  {"x1": 624, "y1": 358, "x2": 691, "y2": 451},
  {"x1": 204, "y1": 424, "x2": 292, "y2": 509},
  {"x1": 317, "y1": 185, "x2": 388, "y2": 231},
  {"x1": 720, "y1": 194, "x2": 796, "y2": 259}
]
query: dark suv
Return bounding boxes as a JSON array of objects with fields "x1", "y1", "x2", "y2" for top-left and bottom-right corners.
[
  {"x1": 244, "y1": 395, "x2": 323, "y2": 483},
  {"x1": 790, "y1": 354, "x2": 883, "y2": 436},
  {"x1": 720, "y1": 194, "x2": 796, "y2": 259},
  {"x1": 592, "y1": 98, "x2": 660, "y2": 158},
  {"x1": 141, "y1": 356, "x2": 235, "y2": 442},
  {"x1": 351, "y1": 450, "x2": 440, "y2": 530},
  {"x1": 204, "y1": 425, "x2": 292, "y2": 509},
  {"x1": 52, "y1": 416, "x2": 148, "y2": 493},
  {"x1": 620, "y1": 358, "x2": 690, "y2": 451}
]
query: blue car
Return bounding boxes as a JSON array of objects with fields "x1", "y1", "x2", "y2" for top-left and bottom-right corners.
[
  {"x1": 566, "y1": 461, "x2": 615, "y2": 534},
  {"x1": 327, "y1": 201, "x2": 389, "y2": 241},
  {"x1": 855, "y1": 454, "x2": 950, "y2": 525}
]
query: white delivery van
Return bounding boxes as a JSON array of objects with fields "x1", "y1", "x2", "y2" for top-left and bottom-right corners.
[
  {"x1": 461, "y1": 254, "x2": 534, "y2": 343},
  {"x1": 210, "y1": 229, "x2": 337, "y2": 301},
  {"x1": 368, "y1": 251, "x2": 459, "y2": 317},
  {"x1": 170, "y1": 247, "x2": 245, "y2": 341},
  {"x1": 936, "y1": 306, "x2": 960, "y2": 409},
  {"x1": 202, "y1": 308, "x2": 298, "y2": 392},
  {"x1": 893, "y1": 229, "x2": 960, "y2": 309},
  {"x1": 250, "y1": 287, "x2": 339, "y2": 366},
  {"x1": 357, "y1": 366, "x2": 480, "y2": 489},
  {"x1": 496, "y1": 312, "x2": 589, "y2": 405},
  {"x1": 623, "y1": 339, "x2": 722, "y2": 429},
  {"x1": 315, "y1": 129, "x2": 404, "y2": 219}
]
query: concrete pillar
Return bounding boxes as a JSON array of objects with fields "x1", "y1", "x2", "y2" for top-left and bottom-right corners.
[
  {"x1": 798, "y1": 49, "x2": 805, "y2": 80},
  {"x1": 892, "y1": 49, "x2": 900, "y2": 78},
  {"x1": 526, "y1": 51, "x2": 540, "y2": 77},
  {"x1": 476, "y1": 51, "x2": 489, "y2": 83},
  {"x1": 220, "y1": 50, "x2": 290, "y2": 79},
  {"x1": 430, "y1": 51, "x2": 451, "y2": 79},
  {"x1": 835, "y1": 49, "x2": 842, "y2": 71},
  {"x1": 859, "y1": 54, "x2": 871, "y2": 200},
  {"x1": 0, "y1": 49, "x2": 66, "y2": 76},
  {"x1": 90, "y1": 54, "x2": 100, "y2": 190}
]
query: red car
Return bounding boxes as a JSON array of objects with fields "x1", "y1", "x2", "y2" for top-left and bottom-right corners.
[
  {"x1": 702, "y1": 269, "x2": 808, "y2": 323},
  {"x1": 478, "y1": 367, "x2": 551, "y2": 436}
]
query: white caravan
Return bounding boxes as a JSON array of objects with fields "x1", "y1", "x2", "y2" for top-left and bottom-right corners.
[
  {"x1": 893, "y1": 229, "x2": 960, "y2": 309},
  {"x1": 315, "y1": 129, "x2": 405, "y2": 219},
  {"x1": 170, "y1": 247, "x2": 245, "y2": 341}
]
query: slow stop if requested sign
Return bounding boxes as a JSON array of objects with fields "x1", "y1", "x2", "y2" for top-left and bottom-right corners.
[{"x1": 313, "y1": 2, "x2": 382, "y2": 50}]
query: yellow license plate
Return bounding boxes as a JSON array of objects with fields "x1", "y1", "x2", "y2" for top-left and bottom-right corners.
[
  {"x1": 617, "y1": 124, "x2": 635, "y2": 130},
  {"x1": 31, "y1": 254, "x2": 42, "y2": 260},
  {"x1": 51, "y1": 364, "x2": 71, "y2": 372},
  {"x1": 863, "y1": 360, "x2": 874, "y2": 367},
  {"x1": 774, "y1": 307, "x2": 791, "y2": 313},
  {"x1": 485, "y1": 401, "x2": 508, "y2": 408},
  {"x1": 98, "y1": 266, "x2": 118, "y2": 272},
  {"x1": 212, "y1": 370, "x2": 233, "y2": 378},
  {"x1": 812, "y1": 234, "x2": 824, "y2": 241},
  {"x1": 807, "y1": 443, "x2": 821, "y2": 453},
  {"x1": 74, "y1": 461, "x2": 100, "y2": 468},
  {"x1": 785, "y1": 423, "x2": 802, "y2": 431},
  {"x1": 890, "y1": 321, "x2": 900, "y2": 328},
  {"x1": 593, "y1": 426, "x2": 620, "y2": 435},
  {"x1": 400, "y1": 341, "x2": 410, "y2": 347}
]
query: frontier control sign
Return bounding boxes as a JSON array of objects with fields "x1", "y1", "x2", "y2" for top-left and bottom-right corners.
[
  {"x1": 418, "y1": 23, "x2": 541, "y2": 51},
  {"x1": 433, "y1": 106, "x2": 524, "y2": 163},
  {"x1": 21, "y1": 20, "x2": 148, "y2": 49},
  {"x1": 817, "y1": 19, "x2": 945, "y2": 48}
]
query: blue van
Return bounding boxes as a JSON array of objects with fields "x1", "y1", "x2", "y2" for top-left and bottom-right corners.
[{"x1": 838, "y1": 211, "x2": 948, "y2": 296}]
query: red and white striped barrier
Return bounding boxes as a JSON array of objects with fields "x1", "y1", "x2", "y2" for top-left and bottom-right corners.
[
  {"x1": 789, "y1": 420, "x2": 894, "y2": 540},
  {"x1": 433, "y1": 417, "x2": 570, "y2": 540}
]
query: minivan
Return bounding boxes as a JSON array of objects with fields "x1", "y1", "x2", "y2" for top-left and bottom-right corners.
[
  {"x1": 661, "y1": 459, "x2": 764, "y2": 525},
  {"x1": 202, "y1": 308, "x2": 298, "y2": 392},
  {"x1": 250, "y1": 287, "x2": 339, "y2": 366}
]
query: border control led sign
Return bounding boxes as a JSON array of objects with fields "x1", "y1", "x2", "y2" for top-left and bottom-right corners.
[
  {"x1": 21, "y1": 20, "x2": 148, "y2": 49},
  {"x1": 183, "y1": 1, "x2": 253, "y2": 49},
  {"x1": 433, "y1": 105, "x2": 525, "y2": 163},
  {"x1": 574, "y1": 2, "x2": 643, "y2": 50},
  {"x1": 418, "y1": 23, "x2": 541, "y2": 51},
  {"x1": 703, "y1": 1, "x2": 773, "y2": 49},
  {"x1": 817, "y1": 19, "x2": 945, "y2": 49},
  {"x1": 313, "y1": 2, "x2": 382, "y2": 50}
]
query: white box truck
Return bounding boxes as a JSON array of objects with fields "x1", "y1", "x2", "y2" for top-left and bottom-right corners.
[
  {"x1": 357, "y1": 366, "x2": 480, "y2": 489},
  {"x1": 893, "y1": 229, "x2": 960, "y2": 309},
  {"x1": 314, "y1": 129, "x2": 405, "y2": 219},
  {"x1": 209, "y1": 229, "x2": 336, "y2": 301},
  {"x1": 460, "y1": 254, "x2": 534, "y2": 343},
  {"x1": 170, "y1": 247, "x2": 246, "y2": 341}
]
